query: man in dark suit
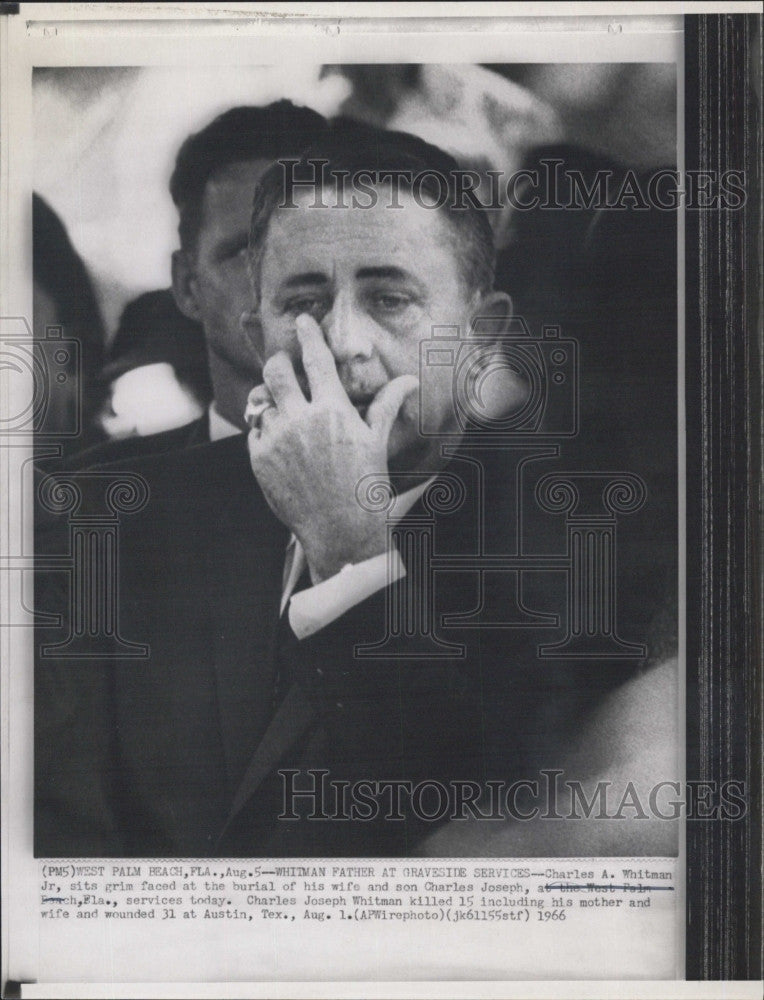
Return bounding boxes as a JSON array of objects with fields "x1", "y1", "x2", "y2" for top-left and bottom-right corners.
[
  {"x1": 35, "y1": 123, "x2": 677, "y2": 858},
  {"x1": 59, "y1": 102, "x2": 329, "y2": 466}
]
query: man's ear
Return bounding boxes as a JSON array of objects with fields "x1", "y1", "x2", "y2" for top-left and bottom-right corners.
[
  {"x1": 470, "y1": 290, "x2": 514, "y2": 339},
  {"x1": 171, "y1": 249, "x2": 202, "y2": 322},
  {"x1": 466, "y1": 289, "x2": 530, "y2": 422}
]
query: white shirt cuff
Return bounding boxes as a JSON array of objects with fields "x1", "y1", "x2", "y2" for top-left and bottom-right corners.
[{"x1": 288, "y1": 549, "x2": 406, "y2": 640}]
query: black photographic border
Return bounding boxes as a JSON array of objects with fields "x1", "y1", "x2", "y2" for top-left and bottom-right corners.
[{"x1": 685, "y1": 12, "x2": 762, "y2": 980}]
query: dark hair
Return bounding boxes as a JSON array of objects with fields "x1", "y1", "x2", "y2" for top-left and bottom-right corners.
[
  {"x1": 248, "y1": 117, "x2": 496, "y2": 299},
  {"x1": 33, "y1": 194, "x2": 109, "y2": 450},
  {"x1": 170, "y1": 101, "x2": 328, "y2": 251},
  {"x1": 33, "y1": 193, "x2": 106, "y2": 379}
]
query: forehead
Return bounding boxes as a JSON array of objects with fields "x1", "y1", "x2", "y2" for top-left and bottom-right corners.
[
  {"x1": 261, "y1": 187, "x2": 463, "y2": 286},
  {"x1": 198, "y1": 159, "x2": 270, "y2": 233}
]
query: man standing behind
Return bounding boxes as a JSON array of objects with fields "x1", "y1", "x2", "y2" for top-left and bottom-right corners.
[{"x1": 84, "y1": 102, "x2": 329, "y2": 457}]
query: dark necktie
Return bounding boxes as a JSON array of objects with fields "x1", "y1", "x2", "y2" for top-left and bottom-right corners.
[
  {"x1": 215, "y1": 563, "x2": 316, "y2": 853},
  {"x1": 273, "y1": 563, "x2": 312, "y2": 710}
]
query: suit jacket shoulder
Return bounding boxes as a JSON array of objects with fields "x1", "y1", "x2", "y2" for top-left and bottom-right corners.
[{"x1": 36, "y1": 414, "x2": 210, "y2": 475}]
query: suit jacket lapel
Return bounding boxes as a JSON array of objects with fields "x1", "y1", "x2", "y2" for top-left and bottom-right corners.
[
  {"x1": 208, "y1": 454, "x2": 495, "y2": 844},
  {"x1": 204, "y1": 446, "x2": 289, "y2": 800},
  {"x1": 215, "y1": 681, "x2": 317, "y2": 850}
]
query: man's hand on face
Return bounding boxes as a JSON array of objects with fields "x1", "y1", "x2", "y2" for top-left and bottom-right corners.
[{"x1": 247, "y1": 314, "x2": 419, "y2": 583}]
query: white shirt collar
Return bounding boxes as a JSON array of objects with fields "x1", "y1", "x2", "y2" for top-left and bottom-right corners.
[
  {"x1": 208, "y1": 403, "x2": 243, "y2": 442},
  {"x1": 206, "y1": 397, "x2": 436, "y2": 607}
]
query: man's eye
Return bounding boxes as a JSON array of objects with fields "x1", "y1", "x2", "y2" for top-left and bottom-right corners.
[
  {"x1": 370, "y1": 293, "x2": 413, "y2": 312},
  {"x1": 284, "y1": 296, "x2": 327, "y2": 318}
]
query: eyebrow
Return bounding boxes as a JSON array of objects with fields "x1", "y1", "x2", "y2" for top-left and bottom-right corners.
[
  {"x1": 279, "y1": 266, "x2": 423, "y2": 289},
  {"x1": 281, "y1": 272, "x2": 330, "y2": 289},
  {"x1": 356, "y1": 266, "x2": 417, "y2": 283}
]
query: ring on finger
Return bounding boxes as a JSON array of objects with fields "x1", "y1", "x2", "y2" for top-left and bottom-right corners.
[{"x1": 245, "y1": 398, "x2": 277, "y2": 431}]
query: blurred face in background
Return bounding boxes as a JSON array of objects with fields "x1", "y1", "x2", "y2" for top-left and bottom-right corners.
[{"x1": 172, "y1": 159, "x2": 269, "y2": 420}]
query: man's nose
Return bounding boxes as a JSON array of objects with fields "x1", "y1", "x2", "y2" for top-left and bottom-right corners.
[{"x1": 320, "y1": 293, "x2": 374, "y2": 363}]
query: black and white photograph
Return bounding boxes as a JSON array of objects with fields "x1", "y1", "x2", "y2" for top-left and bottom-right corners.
[
  {"x1": 32, "y1": 57, "x2": 681, "y2": 861},
  {"x1": 1, "y1": 3, "x2": 760, "y2": 995}
]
